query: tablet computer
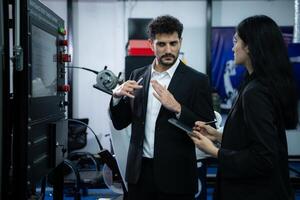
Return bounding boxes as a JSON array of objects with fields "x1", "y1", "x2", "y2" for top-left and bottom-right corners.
[{"x1": 168, "y1": 118, "x2": 193, "y2": 134}]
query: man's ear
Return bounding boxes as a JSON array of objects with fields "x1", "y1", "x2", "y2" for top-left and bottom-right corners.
[{"x1": 148, "y1": 39, "x2": 154, "y2": 51}]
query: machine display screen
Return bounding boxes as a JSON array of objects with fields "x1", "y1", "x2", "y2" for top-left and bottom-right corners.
[{"x1": 31, "y1": 25, "x2": 57, "y2": 97}]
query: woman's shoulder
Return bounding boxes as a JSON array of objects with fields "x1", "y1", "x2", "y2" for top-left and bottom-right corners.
[{"x1": 241, "y1": 80, "x2": 271, "y2": 101}]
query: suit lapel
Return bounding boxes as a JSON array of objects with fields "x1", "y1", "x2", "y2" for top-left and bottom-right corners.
[
  {"x1": 222, "y1": 90, "x2": 242, "y2": 138},
  {"x1": 167, "y1": 61, "x2": 186, "y2": 97},
  {"x1": 141, "y1": 65, "x2": 152, "y2": 120}
]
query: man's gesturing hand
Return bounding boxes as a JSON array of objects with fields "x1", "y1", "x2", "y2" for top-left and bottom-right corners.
[
  {"x1": 113, "y1": 80, "x2": 143, "y2": 99},
  {"x1": 151, "y1": 79, "x2": 181, "y2": 114}
]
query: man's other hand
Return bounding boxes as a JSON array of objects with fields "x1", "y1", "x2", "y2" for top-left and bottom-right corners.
[{"x1": 151, "y1": 79, "x2": 181, "y2": 114}]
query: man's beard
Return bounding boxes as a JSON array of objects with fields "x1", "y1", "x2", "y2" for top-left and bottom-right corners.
[{"x1": 158, "y1": 53, "x2": 178, "y2": 67}]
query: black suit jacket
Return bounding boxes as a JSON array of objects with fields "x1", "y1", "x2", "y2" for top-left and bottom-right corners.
[
  {"x1": 215, "y1": 77, "x2": 293, "y2": 200},
  {"x1": 109, "y1": 61, "x2": 215, "y2": 194}
]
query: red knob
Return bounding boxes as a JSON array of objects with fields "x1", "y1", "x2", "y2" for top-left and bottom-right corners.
[
  {"x1": 59, "y1": 54, "x2": 71, "y2": 63},
  {"x1": 58, "y1": 85, "x2": 70, "y2": 92},
  {"x1": 59, "y1": 40, "x2": 68, "y2": 46}
]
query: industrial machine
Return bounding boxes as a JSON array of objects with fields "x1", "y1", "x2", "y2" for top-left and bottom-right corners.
[
  {"x1": 6, "y1": 0, "x2": 69, "y2": 198},
  {"x1": 1, "y1": 0, "x2": 122, "y2": 198}
]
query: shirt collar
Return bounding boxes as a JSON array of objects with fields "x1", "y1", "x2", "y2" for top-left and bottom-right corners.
[{"x1": 151, "y1": 58, "x2": 180, "y2": 78}]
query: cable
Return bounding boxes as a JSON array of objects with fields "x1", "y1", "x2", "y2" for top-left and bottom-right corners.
[
  {"x1": 67, "y1": 118, "x2": 103, "y2": 151},
  {"x1": 66, "y1": 66, "x2": 98, "y2": 75}
]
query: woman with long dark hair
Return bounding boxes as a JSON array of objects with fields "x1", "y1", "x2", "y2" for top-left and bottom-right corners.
[{"x1": 191, "y1": 15, "x2": 298, "y2": 200}]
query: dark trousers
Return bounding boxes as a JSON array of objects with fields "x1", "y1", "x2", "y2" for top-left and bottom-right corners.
[
  {"x1": 128, "y1": 157, "x2": 195, "y2": 200},
  {"x1": 195, "y1": 159, "x2": 207, "y2": 200}
]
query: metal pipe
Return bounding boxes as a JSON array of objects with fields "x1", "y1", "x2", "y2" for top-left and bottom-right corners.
[
  {"x1": 293, "y1": 0, "x2": 300, "y2": 43},
  {"x1": 14, "y1": 0, "x2": 20, "y2": 46},
  {"x1": 0, "y1": 0, "x2": 3, "y2": 196},
  {"x1": 67, "y1": 0, "x2": 73, "y2": 118},
  {"x1": 206, "y1": 0, "x2": 212, "y2": 82},
  {"x1": 13, "y1": 0, "x2": 23, "y2": 71}
]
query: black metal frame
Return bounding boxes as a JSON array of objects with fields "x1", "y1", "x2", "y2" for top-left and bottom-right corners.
[
  {"x1": 12, "y1": 0, "x2": 68, "y2": 198},
  {"x1": 12, "y1": 0, "x2": 30, "y2": 198},
  {"x1": 1, "y1": 0, "x2": 12, "y2": 199},
  {"x1": 67, "y1": 0, "x2": 74, "y2": 119},
  {"x1": 0, "y1": 0, "x2": 2, "y2": 195}
]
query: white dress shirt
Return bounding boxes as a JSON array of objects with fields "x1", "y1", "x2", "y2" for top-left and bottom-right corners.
[
  {"x1": 112, "y1": 59, "x2": 180, "y2": 158},
  {"x1": 143, "y1": 58, "x2": 180, "y2": 158}
]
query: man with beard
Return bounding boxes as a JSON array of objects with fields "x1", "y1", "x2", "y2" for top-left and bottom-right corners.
[{"x1": 109, "y1": 15, "x2": 215, "y2": 200}]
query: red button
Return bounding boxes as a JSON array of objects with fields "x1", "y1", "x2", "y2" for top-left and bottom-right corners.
[
  {"x1": 59, "y1": 54, "x2": 71, "y2": 63},
  {"x1": 59, "y1": 40, "x2": 68, "y2": 46},
  {"x1": 58, "y1": 85, "x2": 70, "y2": 92}
]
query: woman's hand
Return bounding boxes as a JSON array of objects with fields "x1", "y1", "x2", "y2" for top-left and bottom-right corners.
[
  {"x1": 193, "y1": 121, "x2": 222, "y2": 142},
  {"x1": 190, "y1": 130, "x2": 219, "y2": 158}
]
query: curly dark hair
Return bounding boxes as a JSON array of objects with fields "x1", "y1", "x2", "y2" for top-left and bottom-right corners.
[{"x1": 147, "y1": 15, "x2": 183, "y2": 39}]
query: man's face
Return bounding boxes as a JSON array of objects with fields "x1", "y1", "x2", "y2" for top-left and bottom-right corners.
[{"x1": 149, "y1": 32, "x2": 182, "y2": 69}]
